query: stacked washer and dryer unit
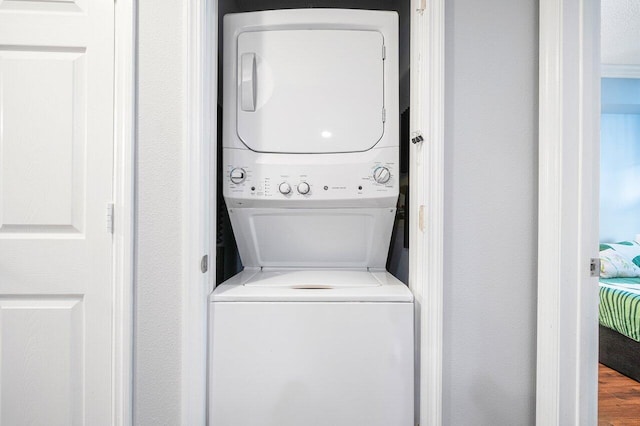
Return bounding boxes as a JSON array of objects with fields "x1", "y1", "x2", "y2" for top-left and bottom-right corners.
[{"x1": 210, "y1": 9, "x2": 414, "y2": 426}]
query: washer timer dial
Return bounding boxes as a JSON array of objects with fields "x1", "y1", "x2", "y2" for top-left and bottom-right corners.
[
  {"x1": 373, "y1": 166, "x2": 391, "y2": 184},
  {"x1": 278, "y1": 182, "x2": 292, "y2": 195}
]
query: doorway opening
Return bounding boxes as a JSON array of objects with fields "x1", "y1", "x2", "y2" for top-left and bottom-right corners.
[
  {"x1": 597, "y1": 4, "x2": 640, "y2": 416},
  {"x1": 598, "y1": 75, "x2": 640, "y2": 424}
]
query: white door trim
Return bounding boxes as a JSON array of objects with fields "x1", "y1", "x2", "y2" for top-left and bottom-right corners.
[
  {"x1": 183, "y1": 2, "x2": 445, "y2": 425},
  {"x1": 182, "y1": 0, "x2": 216, "y2": 425},
  {"x1": 536, "y1": 0, "x2": 600, "y2": 424},
  {"x1": 409, "y1": 1, "x2": 444, "y2": 425},
  {"x1": 113, "y1": 0, "x2": 136, "y2": 424}
]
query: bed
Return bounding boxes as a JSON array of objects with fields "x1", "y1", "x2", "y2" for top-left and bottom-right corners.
[
  {"x1": 599, "y1": 242, "x2": 640, "y2": 382},
  {"x1": 599, "y1": 278, "x2": 640, "y2": 382}
]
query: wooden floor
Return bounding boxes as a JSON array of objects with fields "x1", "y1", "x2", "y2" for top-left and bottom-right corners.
[{"x1": 599, "y1": 363, "x2": 640, "y2": 425}]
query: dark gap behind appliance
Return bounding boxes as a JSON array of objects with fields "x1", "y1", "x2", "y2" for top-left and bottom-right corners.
[{"x1": 215, "y1": 0, "x2": 411, "y2": 285}]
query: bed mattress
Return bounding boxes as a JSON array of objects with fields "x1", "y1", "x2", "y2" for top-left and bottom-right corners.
[{"x1": 599, "y1": 277, "x2": 640, "y2": 342}]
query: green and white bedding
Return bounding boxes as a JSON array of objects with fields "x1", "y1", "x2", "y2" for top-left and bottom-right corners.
[
  {"x1": 598, "y1": 241, "x2": 640, "y2": 342},
  {"x1": 600, "y1": 278, "x2": 640, "y2": 342}
]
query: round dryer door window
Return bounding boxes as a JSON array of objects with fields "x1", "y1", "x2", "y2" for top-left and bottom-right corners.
[{"x1": 236, "y1": 29, "x2": 385, "y2": 154}]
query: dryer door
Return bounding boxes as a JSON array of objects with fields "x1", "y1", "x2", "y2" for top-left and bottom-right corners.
[{"x1": 237, "y1": 29, "x2": 385, "y2": 153}]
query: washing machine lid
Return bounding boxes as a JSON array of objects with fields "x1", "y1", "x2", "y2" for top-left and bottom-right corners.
[
  {"x1": 236, "y1": 29, "x2": 385, "y2": 154},
  {"x1": 243, "y1": 269, "x2": 382, "y2": 288},
  {"x1": 211, "y1": 269, "x2": 413, "y2": 302}
]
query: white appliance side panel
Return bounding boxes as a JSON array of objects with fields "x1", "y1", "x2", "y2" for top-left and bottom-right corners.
[
  {"x1": 209, "y1": 302, "x2": 414, "y2": 426},
  {"x1": 228, "y1": 207, "x2": 396, "y2": 268},
  {"x1": 237, "y1": 30, "x2": 384, "y2": 153}
]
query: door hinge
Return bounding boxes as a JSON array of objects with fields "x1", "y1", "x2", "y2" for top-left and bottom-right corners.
[
  {"x1": 417, "y1": 0, "x2": 426, "y2": 13},
  {"x1": 107, "y1": 203, "x2": 114, "y2": 234},
  {"x1": 382, "y1": 45, "x2": 386, "y2": 60},
  {"x1": 418, "y1": 205, "x2": 425, "y2": 232},
  {"x1": 382, "y1": 108, "x2": 386, "y2": 122},
  {"x1": 590, "y1": 258, "x2": 601, "y2": 277}
]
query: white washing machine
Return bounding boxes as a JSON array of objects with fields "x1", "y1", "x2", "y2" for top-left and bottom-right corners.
[{"x1": 210, "y1": 9, "x2": 413, "y2": 426}]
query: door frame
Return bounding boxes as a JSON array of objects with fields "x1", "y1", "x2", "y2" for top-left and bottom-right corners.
[
  {"x1": 113, "y1": 0, "x2": 137, "y2": 424},
  {"x1": 536, "y1": 0, "x2": 600, "y2": 424},
  {"x1": 182, "y1": 0, "x2": 216, "y2": 425},
  {"x1": 409, "y1": 0, "x2": 445, "y2": 425},
  {"x1": 182, "y1": 1, "x2": 445, "y2": 425}
]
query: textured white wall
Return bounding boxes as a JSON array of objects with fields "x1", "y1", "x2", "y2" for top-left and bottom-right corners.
[
  {"x1": 602, "y1": 0, "x2": 640, "y2": 65},
  {"x1": 135, "y1": 0, "x2": 185, "y2": 424},
  {"x1": 443, "y1": 0, "x2": 538, "y2": 424}
]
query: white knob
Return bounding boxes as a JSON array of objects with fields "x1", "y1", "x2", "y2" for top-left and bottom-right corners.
[
  {"x1": 229, "y1": 168, "x2": 246, "y2": 184},
  {"x1": 297, "y1": 182, "x2": 310, "y2": 195},
  {"x1": 373, "y1": 166, "x2": 391, "y2": 184},
  {"x1": 279, "y1": 182, "x2": 292, "y2": 195}
]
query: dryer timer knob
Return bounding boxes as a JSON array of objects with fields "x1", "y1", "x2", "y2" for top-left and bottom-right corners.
[
  {"x1": 373, "y1": 166, "x2": 391, "y2": 184},
  {"x1": 230, "y1": 168, "x2": 246, "y2": 184}
]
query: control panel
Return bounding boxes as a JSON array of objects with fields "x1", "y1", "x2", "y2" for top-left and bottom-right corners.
[{"x1": 222, "y1": 148, "x2": 398, "y2": 207}]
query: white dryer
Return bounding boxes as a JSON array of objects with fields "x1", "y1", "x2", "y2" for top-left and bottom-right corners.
[{"x1": 210, "y1": 9, "x2": 413, "y2": 426}]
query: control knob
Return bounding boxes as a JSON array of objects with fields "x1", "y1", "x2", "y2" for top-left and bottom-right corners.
[
  {"x1": 297, "y1": 182, "x2": 310, "y2": 195},
  {"x1": 373, "y1": 166, "x2": 391, "y2": 184},
  {"x1": 278, "y1": 182, "x2": 292, "y2": 195},
  {"x1": 229, "y1": 168, "x2": 246, "y2": 184}
]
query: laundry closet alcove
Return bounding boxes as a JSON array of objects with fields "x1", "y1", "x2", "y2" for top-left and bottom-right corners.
[{"x1": 182, "y1": 1, "x2": 444, "y2": 424}]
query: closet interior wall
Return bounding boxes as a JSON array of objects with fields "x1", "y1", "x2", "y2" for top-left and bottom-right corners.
[{"x1": 215, "y1": 0, "x2": 411, "y2": 284}]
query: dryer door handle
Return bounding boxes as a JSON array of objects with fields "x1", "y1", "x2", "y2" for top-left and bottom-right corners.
[{"x1": 240, "y1": 53, "x2": 257, "y2": 112}]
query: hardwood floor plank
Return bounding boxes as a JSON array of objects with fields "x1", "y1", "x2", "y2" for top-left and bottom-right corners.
[{"x1": 599, "y1": 363, "x2": 640, "y2": 426}]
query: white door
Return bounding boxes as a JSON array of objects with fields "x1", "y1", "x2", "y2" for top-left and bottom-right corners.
[{"x1": 0, "y1": 1, "x2": 115, "y2": 425}]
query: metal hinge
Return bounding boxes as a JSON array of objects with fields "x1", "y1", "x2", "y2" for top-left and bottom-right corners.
[
  {"x1": 106, "y1": 203, "x2": 114, "y2": 234},
  {"x1": 382, "y1": 108, "x2": 386, "y2": 122},
  {"x1": 417, "y1": 0, "x2": 426, "y2": 13},
  {"x1": 382, "y1": 45, "x2": 386, "y2": 60},
  {"x1": 419, "y1": 205, "x2": 425, "y2": 232},
  {"x1": 590, "y1": 258, "x2": 601, "y2": 277}
]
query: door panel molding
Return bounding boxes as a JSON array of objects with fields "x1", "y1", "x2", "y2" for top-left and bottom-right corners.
[{"x1": 0, "y1": 46, "x2": 87, "y2": 236}]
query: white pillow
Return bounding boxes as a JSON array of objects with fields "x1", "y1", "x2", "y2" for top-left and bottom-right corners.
[
  {"x1": 600, "y1": 241, "x2": 640, "y2": 268},
  {"x1": 600, "y1": 248, "x2": 640, "y2": 278}
]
